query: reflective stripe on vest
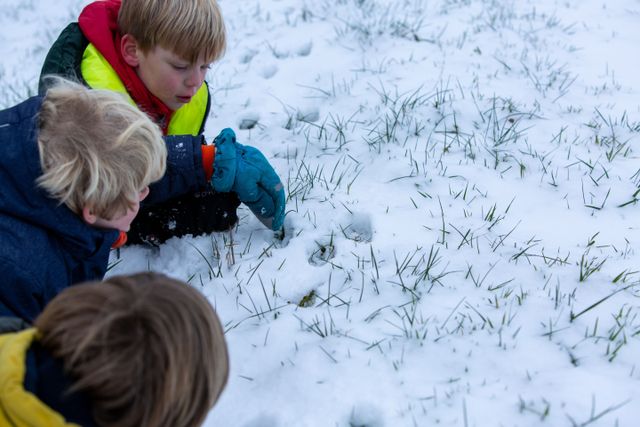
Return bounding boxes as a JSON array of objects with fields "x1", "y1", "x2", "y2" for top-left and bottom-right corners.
[{"x1": 80, "y1": 44, "x2": 207, "y2": 136}]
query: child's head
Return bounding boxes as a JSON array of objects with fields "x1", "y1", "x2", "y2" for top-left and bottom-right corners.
[
  {"x1": 36, "y1": 79, "x2": 166, "y2": 227},
  {"x1": 118, "y1": 0, "x2": 226, "y2": 64},
  {"x1": 118, "y1": 0, "x2": 226, "y2": 111},
  {"x1": 34, "y1": 272, "x2": 229, "y2": 427}
]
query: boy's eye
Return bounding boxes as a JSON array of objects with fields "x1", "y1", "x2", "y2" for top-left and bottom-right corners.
[
  {"x1": 201, "y1": 64, "x2": 212, "y2": 71},
  {"x1": 171, "y1": 63, "x2": 188, "y2": 70}
]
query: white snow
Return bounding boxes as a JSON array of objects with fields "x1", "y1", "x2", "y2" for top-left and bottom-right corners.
[{"x1": 2, "y1": 0, "x2": 640, "y2": 426}]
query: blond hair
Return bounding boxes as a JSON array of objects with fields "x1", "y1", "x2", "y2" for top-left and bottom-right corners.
[
  {"x1": 36, "y1": 79, "x2": 166, "y2": 219},
  {"x1": 118, "y1": 0, "x2": 226, "y2": 64},
  {"x1": 34, "y1": 272, "x2": 229, "y2": 427}
]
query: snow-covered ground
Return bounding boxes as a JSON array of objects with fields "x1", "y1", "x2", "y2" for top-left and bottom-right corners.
[{"x1": 2, "y1": 0, "x2": 640, "y2": 426}]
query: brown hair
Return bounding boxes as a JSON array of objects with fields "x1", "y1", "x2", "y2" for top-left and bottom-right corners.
[
  {"x1": 118, "y1": 0, "x2": 227, "y2": 64},
  {"x1": 34, "y1": 273, "x2": 229, "y2": 427},
  {"x1": 37, "y1": 79, "x2": 166, "y2": 219}
]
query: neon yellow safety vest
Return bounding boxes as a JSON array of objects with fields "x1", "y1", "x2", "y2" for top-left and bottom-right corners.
[
  {"x1": 80, "y1": 43, "x2": 208, "y2": 136},
  {"x1": 0, "y1": 329, "x2": 80, "y2": 427}
]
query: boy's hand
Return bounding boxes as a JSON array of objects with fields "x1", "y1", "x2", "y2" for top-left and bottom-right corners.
[{"x1": 211, "y1": 128, "x2": 285, "y2": 231}]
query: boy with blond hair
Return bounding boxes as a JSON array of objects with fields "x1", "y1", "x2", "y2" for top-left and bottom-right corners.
[
  {"x1": 0, "y1": 80, "x2": 165, "y2": 321},
  {"x1": 0, "y1": 272, "x2": 229, "y2": 426},
  {"x1": 39, "y1": 0, "x2": 285, "y2": 245},
  {"x1": 0, "y1": 78, "x2": 283, "y2": 321}
]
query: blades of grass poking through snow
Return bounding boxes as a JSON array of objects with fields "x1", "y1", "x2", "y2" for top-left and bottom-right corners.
[
  {"x1": 450, "y1": 223, "x2": 475, "y2": 250},
  {"x1": 437, "y1": 196, "x2": 447, "y2": 245},
  {"x1": 392, "y1": 249, "x2": 420, "y2": 292},
  {"x1": 258, "y1": 241, "x2": 276, "y2": 260},
  {"x1": 417, "y1": 244, "x2": 442, "y2": 284},
  {"x1": 326, "y1": 112, "x2": 358, "y2": 151},
  {"x1": 369, "y1": 243, "x2": 380, "y2": 282},
  {"x1": 465, "y1": 263, "x2": 496, "y2": 288},
  {"x1": 346, "y1": 164, "x2": 363, "y2": 195},
  {"x1": 617, "y1": 187, "x2": 640, "y2": 208},
  {"x1": 188, "y1": 242, "x2": 216, "y2": 280},
  {"x1": 491, "y1": 220, "x2": 521, "y2": 252},
  {"x1": 245, "y1": 259, "x2": 265, "y2": 287},
  {"x1": 488, "y1": 278, "x2": 515, "y2": 292},
  {"x1": 465, "y1": 302, "x2": 494, "y2": 329},
  {"x1": 584, "y1": 186, "x2": 611, "y2": 211},
  {"x1": 578, "y1": 253, "x2": 607, "y2": 282},
  {"x1": 440, "y1": 297, "x2": 466, "y2": 330},
  {"x1": 566, "y1": 396, "x2": 631, "y2": 427},
  {"x1": 570, "y1": 284, "x2": 639, "y2": 322},
  {"x1": 258, "y1": 275, "x2": 273, "y2": 312},
  {"x1": 241, "y1": 287, "x2": 259, "y2": 317},
  {"x1": 224, "y1": 231, "x2": 236, "y2": 267},
  {"x1": 518, "y1": 397, "x2": 551, "y2": 421},
  {"x1": 287, "y1": 159, "x2": 326, "y2": 202},
  {"x1": 358, "y1": 272, "x2": 365, "y2": 303},
  {"x1": 319, "y1": 345, "x2": 338, "y2": 363},
  {"x1": 293, "y1": 313, "x2": 336, "y2": 338},
  {"x1": 612, "y1": 270, "x2": 639, "y2": 284},
  {"x1": 316, "y1": 275, "x2": 350, "y2": 309},
  {"x1": 511, "y1": 238, "x2": 540, "y2": 263},
  {"x1": 241, "y1": 231, "x2": 254, "y2": 256},
  {"x1": 225, "y1": 302, "x2": 291, "y2": 332}
]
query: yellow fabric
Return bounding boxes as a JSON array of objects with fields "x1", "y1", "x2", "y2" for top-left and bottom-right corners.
[
  {"x1": 81, "y1": 43, "x2": 208, "y2": 136},
  {"x1": 0, "y1": 329, "x2": 80, "y2": 427},
  {"x1": 168, "y1": 83, "x2": 209, "y2": 136},
  {"x1": 80, "y1": 44, "x2": 134, "y2": 104}
]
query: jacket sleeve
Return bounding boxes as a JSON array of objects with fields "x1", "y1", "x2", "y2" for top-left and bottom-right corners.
[
  {"x1": 38, "y1": 23, "x2": 89, "y2": 95},
  {"x1": 144, "y1": 134, "x2": 210, "y2": 205}
]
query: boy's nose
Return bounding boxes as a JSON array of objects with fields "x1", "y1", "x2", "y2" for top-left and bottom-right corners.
[{"x1": 185, "y1": 69, "x2": 204, "y2": 88}]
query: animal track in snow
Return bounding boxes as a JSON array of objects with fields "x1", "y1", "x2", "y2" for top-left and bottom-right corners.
[
  {"x1": 237, "y1": 111, "x2": 260, "y2": 130},
  {"x1": 308, "y1": 238, "x2": 336, "y2": 266},
  {"x1": 341, "y1": 212, "x2": 373, "y2": 243},
  {"x1": 260, "y1": 64, "x2": 278, "y2": 79}
]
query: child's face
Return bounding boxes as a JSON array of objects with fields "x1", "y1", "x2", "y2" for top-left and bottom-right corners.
[
  {"x1": 90, "y1": 186, "x2": 150, "y2": 232},
  {"x1": 135, "y1": 46, "x2": 211, "y2": 111}
]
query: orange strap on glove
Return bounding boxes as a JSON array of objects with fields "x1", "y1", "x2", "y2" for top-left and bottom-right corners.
[{"x1": 201, "y1": 144, "x2": 216, "y2": 181}]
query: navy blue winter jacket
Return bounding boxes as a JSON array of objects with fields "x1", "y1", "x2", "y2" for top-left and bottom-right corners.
[{"x1": 0, "y1": 96, "x2": 208, "y2": 322}]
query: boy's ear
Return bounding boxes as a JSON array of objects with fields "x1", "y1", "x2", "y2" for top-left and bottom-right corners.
[
  {"x1": 121, "y1": 34, "x2": 141, "y2": 67},
  {"x1": 82, "y1": 206, "x2": 97, "y2": 225}
]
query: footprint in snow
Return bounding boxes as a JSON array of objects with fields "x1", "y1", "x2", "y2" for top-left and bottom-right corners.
[
  {"x1": 239, "y1": 48, "x2": 258, "y2": 64},
  {"x1": 341, "y1": 212, "x2": 373, "y2": 243},
  {"x1": 349, "y1": 402, "x2": 385, "y2": 427},
  {"x1": 296, "y1": 107, "x2": 320, "y2": 123},
  {"x1": 260, "y1": 63, "x2": 278, "y2": 79},
  {"x1": 237, "y1": 111, "x2": 260, "y2": 130},
  {"x1": 308, "y1": 238, "x2": 336, "y2": 266},
  {"x1": 296, "y1": 41, "x2": 312, "y2": 57}
]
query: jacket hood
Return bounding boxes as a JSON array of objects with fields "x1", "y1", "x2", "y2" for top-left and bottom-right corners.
[
  {"x1": 76, "y1": 0, "x2": 124, "y2": 75},
  {"x1": 0, "y1": 96, "x2": 118, "y2": 260}
]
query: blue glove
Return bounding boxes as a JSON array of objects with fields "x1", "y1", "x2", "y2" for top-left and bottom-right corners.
[{"x1": 211, "y1": 128, "x2": 285, "y2": 231}]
